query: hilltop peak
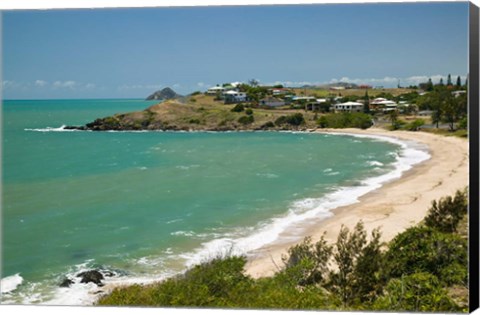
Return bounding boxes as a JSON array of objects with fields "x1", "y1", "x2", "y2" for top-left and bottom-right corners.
[{"x1": 146, "y1": 87, "x2": 182, "y2": 101}]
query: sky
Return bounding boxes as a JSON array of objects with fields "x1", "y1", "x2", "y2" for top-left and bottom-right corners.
[{"x1": 1, "y1": 1, "x2": 470, "y2": 99}]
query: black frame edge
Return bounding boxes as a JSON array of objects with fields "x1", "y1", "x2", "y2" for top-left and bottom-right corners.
[{"x1": 469, "y1": 1, "x2": 480, "y2": 313}]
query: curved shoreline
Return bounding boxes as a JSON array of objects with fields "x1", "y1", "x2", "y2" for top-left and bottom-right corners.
[
  {"x1": 6, "y1": 128, "x2": 468, "y2": 305},
  {"x1": 244, "y1": 128, "x2": 469, "y2": 278}
]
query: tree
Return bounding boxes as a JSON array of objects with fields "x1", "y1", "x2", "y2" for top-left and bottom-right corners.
[
  {"x1": 329, "y1": 222, "x2": 367, "y2": 307},
  {"x1": 424, "y1": 189, "x2": 468, "y2": 233},
  {"x1": 456, "y1": 76, "x2": 462, "y2": 87},
  {"x1": 427, "y1": 78, "x2": 434, "y2": 91},
  {"x1": 363, "y1": 90, "x2": 370, "y2": 114},
  {"x1": 248, "y1": 79, "x2": 259, "y2": 87},
  {"x1": 447, "y1": 74, "x2": 452, "y2": 86},
  {"x1": 441, "y1": 94, "x2": 462, "y2": 131},
  {"x1": 351, "y1": 228, "x2": 385, "y2": 304},
  {"x1": 438, "y1": 78, "x2": 444, "y2": 86},
  {"x1": 431, "y1": 108, "x2": 442, "y2": 129},
  {"x1": 388, "y1": 110, "x2": 399, "y2": 130},
  {"x1": 282, "y1": 234, "x2": 333, "y2": 286}
]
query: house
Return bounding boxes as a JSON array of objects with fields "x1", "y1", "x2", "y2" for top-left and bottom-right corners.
[
  {"x1": 206, "y1": 86, "x2": 226, "y2": 95},
  {"x1": 452, "y1": 90, "x2": 466, "y2": 98},
  {"x1": 333, "y1": 101, "x2": 364, "y2": 113},
  {"x1": 370, "y1": 98, "x2": 397, "y2": 112},
  {"x1": 292, "y1": 96, "x2": 317, "y2": 102},
  {"x1": 271, "y1": 88, "x2": 292, "y2": 96},
  {"x1": 260, "y1": 97, "x2": 286, "y2": 107},
  {"x1": 224, "y1": 90, "x2": 247, "y2": 104}
]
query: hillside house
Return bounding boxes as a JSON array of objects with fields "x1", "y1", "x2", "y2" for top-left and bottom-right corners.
[
  {"x1": 334, "y1": 101, "x2": 364, "y2": 113},
  {"x1": 206, "y1": 86, "x2": 226, "y2": 95},
  {"x1": 224, "y1": 91, "x2": 247, "y2": 104},
  {"x1": 260, "y1": 97, "x2": 286, "y2": 107}
]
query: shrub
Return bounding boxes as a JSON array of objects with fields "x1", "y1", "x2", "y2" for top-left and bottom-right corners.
[
  {"x1": 384, "y1": 226, "x2": 467, "y2": 285},
  {"x1": 281, "y1": 234, "x2": 332, "y2": 286},
  {"x1": 275, "y1": 116, "x2": 287, "y2": 126},
  {"x1": 238, "y1": 115, "x2": 254, "y2": 125},
  {"x1": 245, "y1": 108, "x2": 253, "y2": 116},
  {"x1": 373, "y1": 272, "x2": 460, "y2": 312},
  {"x1": 458, "y1": 117, "x2": 467, "y2": 129},
  {"x1": 275, "y1": 113, "x2": 305, "y2": 126},
  {"x1": 231, "y1": 104, "x2": 245, "y2": 112},
  {"x1": 317, "y1": 113, "x2": 372, "y2": 129},
  {"x1": 424, "y1": 189, "x2": 468, "y2": 233},
  {"x1": 189, "y1": 118, "x2": 201, "y2": 124},
  {"x1": 260, "y1": 121, "x2": 275, "y2": 129},
  {"x1": 403, "y1": 119, "x2": 425, "y2": 131},
  {"x1": 328, "y1": 222, "x2": 384, "y2": 307}
]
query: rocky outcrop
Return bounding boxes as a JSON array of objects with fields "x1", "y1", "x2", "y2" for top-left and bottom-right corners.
[
  {"x1": 77, "y1": 270, "x2": 104, "y2": 286},
  {"x1": 59, "y1": 278, "x2": 74, "y2": 288},
  {"x1": 146, "y1": 87, "x2": 181, "y2": 100}
]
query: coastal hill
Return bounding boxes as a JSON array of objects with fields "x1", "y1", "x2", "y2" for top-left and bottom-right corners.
[
  {"x1": 71, "y1": 94, "x2": 320, "y2": 131},
  {"x1": 145, "y1": 87, "x2": 182, "y2": 100},
  {"x1": 67, "y1": 86, "x2": 424, "y2": 132}
]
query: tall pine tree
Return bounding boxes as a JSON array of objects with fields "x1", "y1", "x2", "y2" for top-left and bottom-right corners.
[
  {"x1": 447, "y1": 74, "x2": 452, "y2": 86},
  {"x1": 456, "y1": 76, "x2": 462, "y2": 87},
  {"x1": 363, "y1": 90, "x2": 370, "y2": 114},
  {"x1": 427, "y1": 78, "x2": 434, "y2": 91}
]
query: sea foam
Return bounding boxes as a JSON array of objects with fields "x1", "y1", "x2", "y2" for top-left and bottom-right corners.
[{"x1": 1, "y1": 273, "x2": 24, "y2": 294}]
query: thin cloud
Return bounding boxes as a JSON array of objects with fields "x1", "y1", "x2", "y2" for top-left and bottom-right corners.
[
  {"x1": 53, "y1": 80, "x2": 77, "y2": 89},
  {"x1": 34, "y1": 80, "x2": 48, "y2": 87}
]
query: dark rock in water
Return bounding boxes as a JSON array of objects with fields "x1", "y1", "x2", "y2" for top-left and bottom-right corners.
[
  {"x1": 59, "y1": 278, "x2": 74, "y2": 288},
  {"x1": 64, "y1": 125, "x2": 85, "y2": 130},
  {"x1": 76, "y1": 270, "x2": 104, "y2": 285},
  {"x1": 146, "y1": 87, "x2": 181, "y2": 101}
]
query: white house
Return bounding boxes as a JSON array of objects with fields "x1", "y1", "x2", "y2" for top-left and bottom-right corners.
[
  {"x1": 334, "y1": 101, "x2": 364, "y2": 113},
  {"x1": 224, "y1": 90, "x2": 247, "y2": 103},
  {"x1": 206, "y1": 86, "x2": 226, "y2": 95}
]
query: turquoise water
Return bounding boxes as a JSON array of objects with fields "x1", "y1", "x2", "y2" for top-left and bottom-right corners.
[{"x1": 2, "y1": 99, "x2": 408, "y2": 304}]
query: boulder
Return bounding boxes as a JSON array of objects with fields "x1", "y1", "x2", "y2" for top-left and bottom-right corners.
[
  {"x1": 59, "y1": 278, "x2": 74, "y2": 288},
  {"x1": 76, "y1": 270, "x2": 104, "y2": 286}
]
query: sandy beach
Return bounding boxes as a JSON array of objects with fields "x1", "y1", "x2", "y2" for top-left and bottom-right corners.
[{"x1": 245, "y1": 128, "x2": 469, "y2": 278}]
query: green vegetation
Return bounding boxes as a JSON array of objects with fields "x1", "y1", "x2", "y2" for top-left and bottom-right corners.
[
  {"x1": 275, "y1": 113, "x2": 305, "y2": 127},
  {"x1": 317, "y1": 112, "x2": 372, "y2": 129},
  {"x1": 98, "y1": 190, "x2": 468, "y2": 312},
  {"x1": 231, "y1": 104, "x2": 245, "y2": 112},
  {"x1": 238, "y1": 115, "x2": 254, "y2": 125},
  {"x1": 415, "y1": 83, "x2": 467, "y2": 131},
  {"x1": 403, "y1": 118, "x2": 425, "y2": 131},
  {"x1": 424, "y1": 189, "x2": 467, "y2": 233}
]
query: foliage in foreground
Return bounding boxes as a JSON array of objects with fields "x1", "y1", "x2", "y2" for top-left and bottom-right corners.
[{"x1": 98, "y1": 189, "x2": 468, "y2": 312}]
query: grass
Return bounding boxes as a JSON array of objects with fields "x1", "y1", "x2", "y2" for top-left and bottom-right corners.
[
  {"x1": 421, "y1": 128, "x2": 468, "y2": 138},
  {"x1": 105, "y1": 94, "x2": 321, "y2": 131}
]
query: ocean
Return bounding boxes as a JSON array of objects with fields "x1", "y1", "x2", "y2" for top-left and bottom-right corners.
[{"x1": 1, "y1": 99, "x2": 430, "y2": 305}]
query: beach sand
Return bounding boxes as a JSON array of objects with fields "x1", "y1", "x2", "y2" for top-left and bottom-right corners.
[{"x1": 244, "y1": 128, "x2": 469, "y2": 278}]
